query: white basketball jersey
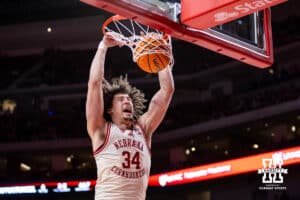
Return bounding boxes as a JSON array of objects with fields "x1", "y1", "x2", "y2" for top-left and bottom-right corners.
[{"x1": 93, "y1": 122, "x2": 151, "y2": 200}]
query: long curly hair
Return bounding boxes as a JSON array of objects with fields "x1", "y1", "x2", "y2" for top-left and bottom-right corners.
[{"x1": 103, "y1": 75, "x2": 147, "y2": 122}]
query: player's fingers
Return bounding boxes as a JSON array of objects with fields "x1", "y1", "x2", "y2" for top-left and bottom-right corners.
[{"x1": 104, "y1": 32, "x2": 125, "y2": 47}]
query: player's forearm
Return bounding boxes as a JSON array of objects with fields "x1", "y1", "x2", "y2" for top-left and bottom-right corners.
[
  {"x1": 88, "y1": 42, "x2": 107, "y2": 85},
  {"x1": 158, "y1": 67, "x2": 175, "y2": 94}
]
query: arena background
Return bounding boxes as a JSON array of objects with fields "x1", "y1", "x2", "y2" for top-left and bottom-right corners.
[{"x1": 0, "y1": 0, "x2": 300, "y2": 199}]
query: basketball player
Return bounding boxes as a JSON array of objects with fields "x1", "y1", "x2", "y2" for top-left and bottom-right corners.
[{"x1": 86, "y1": 33, "x2": 174, "y2": 200}]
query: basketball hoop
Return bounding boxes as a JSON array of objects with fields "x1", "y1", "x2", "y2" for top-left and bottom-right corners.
[{"x1": 102, "y1": 15, "x2": 174, "y2": 73}]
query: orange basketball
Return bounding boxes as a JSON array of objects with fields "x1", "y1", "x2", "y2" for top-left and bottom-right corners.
[{"x1": 134, "y1": 37, "x2": 171, "y2": 73}]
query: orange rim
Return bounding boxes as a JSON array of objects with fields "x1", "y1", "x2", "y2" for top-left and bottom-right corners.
[
  {"x1": 102, "y1": 15, "x2": 170, "y2": 42},
  {"x1": 102, "y1": 15, "x2": 127, "y2": 35}
]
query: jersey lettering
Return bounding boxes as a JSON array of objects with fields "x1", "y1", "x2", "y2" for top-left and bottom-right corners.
[{"x1": 113, "y1": 138, "x2": 144, "y2": 151}]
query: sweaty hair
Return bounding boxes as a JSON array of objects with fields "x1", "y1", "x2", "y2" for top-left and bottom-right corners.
[{"x1": 103, "y1": 75, "x2": 147, "y2": 122}]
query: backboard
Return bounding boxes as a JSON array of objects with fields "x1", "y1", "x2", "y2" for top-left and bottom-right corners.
[{"x1": 80, "y1": 0, "x2": 287, "y2": 68}]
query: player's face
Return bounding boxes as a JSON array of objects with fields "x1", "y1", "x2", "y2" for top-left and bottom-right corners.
[{"x1": 111, "y1": 93, "x2": 134, "y2": 121}]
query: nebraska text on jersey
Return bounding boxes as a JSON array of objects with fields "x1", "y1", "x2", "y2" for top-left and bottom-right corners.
[{"x1": 113, "y1": 138, "x2": 144, "y2": 151}]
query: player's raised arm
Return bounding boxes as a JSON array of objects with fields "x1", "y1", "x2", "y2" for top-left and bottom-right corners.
[
  {"x1": 139, "y1": 66, "x2": 174, "y2": 136},
  {"x1": 86, "y1": 34, "x2": 123, "y2": 139},
  {"x1": 86, "y1": 40, "x2": 107, "y2": 139}
]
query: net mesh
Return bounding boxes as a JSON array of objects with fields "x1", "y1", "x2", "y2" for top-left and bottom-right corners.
[{"x1": 103, "y1": 16, "x2": 174, "y2": 67}]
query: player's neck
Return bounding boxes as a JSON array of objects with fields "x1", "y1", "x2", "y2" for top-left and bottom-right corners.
[{"x1": 112, "y1": 119, "x2": 134, "y2": 130}]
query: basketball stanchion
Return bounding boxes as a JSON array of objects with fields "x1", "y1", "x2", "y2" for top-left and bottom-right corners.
[{"x1": 102, "y1": 15, "x2": 174, "y2": 73}]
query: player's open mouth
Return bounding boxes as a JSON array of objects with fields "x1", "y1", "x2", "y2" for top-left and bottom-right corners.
[{"x1": 123, "y1": 108, "x2": 132, "y2": 114}]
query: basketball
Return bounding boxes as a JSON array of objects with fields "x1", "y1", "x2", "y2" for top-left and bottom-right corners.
[{"x1": 134, "y1": 37, "x2": 171, "y2": 73}]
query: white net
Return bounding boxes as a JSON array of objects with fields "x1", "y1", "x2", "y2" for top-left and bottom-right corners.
[{"x1": 103, "y1": 16, "x2": 174, "y2": 67}]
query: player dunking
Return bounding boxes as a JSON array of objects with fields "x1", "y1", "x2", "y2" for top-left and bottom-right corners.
[{"x1": 86, "y1": 33, "x2": 174, "y2": 199}]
